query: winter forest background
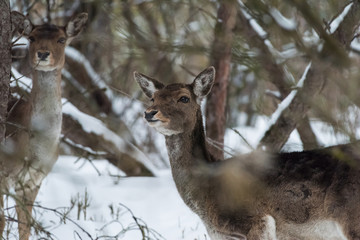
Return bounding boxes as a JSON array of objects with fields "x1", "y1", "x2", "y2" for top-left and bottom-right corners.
[{"x1": 1, "y1": 0, "x2": 360, "y2": 239}]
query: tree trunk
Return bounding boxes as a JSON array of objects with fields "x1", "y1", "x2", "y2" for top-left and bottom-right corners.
[
  {"x1": 0, "y1": 0, "x2": 11, "y2": 143},
  {"x1": 206, "y1": 0, "x2": 237, "y2": 160}
]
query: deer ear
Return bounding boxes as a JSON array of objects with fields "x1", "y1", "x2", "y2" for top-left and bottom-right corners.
[
  {"x1": 65, "y1": 12, "x2": 88, "y2": 43},
  {"x1": 192, "y1": 66, "x2": 215, "y2": 99},
  {"x1": 134, "y1": 72, "x2": 165, "y2": 98},
  {"x1": 11, "y1": 11, "x2": 33, "y2": 36}
]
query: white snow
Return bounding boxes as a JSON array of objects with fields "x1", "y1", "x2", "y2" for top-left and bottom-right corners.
[
  {"x1": 350, "y1": 37, "x2": 360, "y2": 53},
  {"x1": 328, "y1": 3, "x2": 353, "y2": 34},
  {"x1": 62, "y1": 136, "x2": 108, "y2": 156},
  {"x1": 61, "y1": 99, "x2": 160, "y2": 176},
  {"x1": 269, "y1": 8, "x2": 297, "y2": 31},
  {"x1": 238, "y1": 0, "x2": 267, "y2": 39},
  {"x1": 265, "y1": 90, "x2": 281, "y2": 99},
  {"x1": 303, "y1": 30, "x2": 321, "y2": 48},
  {"x1": 2, "y1": 156, "x2": 207, "y2": 240},
  {"x1": 266, "y1": 62, "x2": 311, "y2": 129},
  {"x1": 237, "y1": 1, "x2": 299, "y2": 63},
  {"x1": 264, "y1": 40, "x2": 299, "y2": 63},
  {"x1": 10, "y1": 67, "x2": 32, "y2": 91},
  {"x1": 65, "y1": 47, "x2": 114, "y2": 99},
  {"x1": 249, "y1": 19, "x2": 267, "y2": 39}
]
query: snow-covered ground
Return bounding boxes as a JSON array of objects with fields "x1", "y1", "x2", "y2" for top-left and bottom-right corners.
[
  {"x1": 4, "y1": 156, "x2": 207, "y2": 240},
  {"x1": 37, "y1": 156, "x2": 208, "y2": 240}
]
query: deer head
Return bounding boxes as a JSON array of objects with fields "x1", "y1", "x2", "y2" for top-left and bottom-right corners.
[
  {"x1": 134, "y1": 67, "x2": 215, "y2": 136},
  {"x1": 11, "y1": 11, "x2": 88, "y2": 72}
]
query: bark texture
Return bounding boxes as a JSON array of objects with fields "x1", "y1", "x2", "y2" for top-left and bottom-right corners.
[
  {"x1": 0, "y1": 0, "x2": 11, "y2": 143},
  {"x1": 206, "y1": 0, "x2": 237, "y2": 160}
]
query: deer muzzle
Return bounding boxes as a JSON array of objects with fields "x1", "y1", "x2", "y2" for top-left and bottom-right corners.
[
  {"x1": 37, "y1": 51, "x2": 50, "y2": 61},
  {"x1": 144, "y1": 110, "x2": 159, "y2": 122}
]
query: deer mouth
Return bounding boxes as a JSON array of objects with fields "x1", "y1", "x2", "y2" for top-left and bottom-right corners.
[
  {"x1": 145, "y1": 111, "x2": 169, "y2": 124},
  {"x1": 147, "y1": 119, "x2": 160, "y2": 123},
  {"x1": 37, "y1": 60, "x2": 50, "y2": 65}
]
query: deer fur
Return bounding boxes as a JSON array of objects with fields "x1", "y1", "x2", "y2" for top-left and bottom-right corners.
[
  {"x1": 0, "y1": 12, "x2": 87, "y2": 240},
  {"x1": 134, "y1": 66, "x2": 360, "y2": 240}
]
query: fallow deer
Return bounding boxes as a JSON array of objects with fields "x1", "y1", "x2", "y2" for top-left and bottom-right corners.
[
  {"x1": 134, "y1": 66, "x2": 360, "y2": 240},
  {"x1": 0, "y1": 12, "x2": 87, "y2": 240}
]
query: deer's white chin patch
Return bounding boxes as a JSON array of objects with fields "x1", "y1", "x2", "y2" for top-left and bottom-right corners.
[
  {"x1": 148, "y1": 121, "x2": 182, "y2": 136},
  {"x1": 35, "y1": 65, "x2": 57, "y2": 71},
  {"x1": 33, "y1": 60, "x2": 57, "y2": 71}
]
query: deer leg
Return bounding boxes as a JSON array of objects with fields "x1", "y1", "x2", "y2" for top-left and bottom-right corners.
[
  {"x1": 15, "y1": 185, "x2": 39, "y2": 240},
  {"x1": 247, "y1": 215, "x2": 277, "y2": 240},
  {"x1": 206, "y1": 226, "x2": 247, "y2": 240}
]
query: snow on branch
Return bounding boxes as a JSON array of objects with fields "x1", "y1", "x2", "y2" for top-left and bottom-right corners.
[
  {"x1": 269, "y1": 8, "x2": 297, "y2": 31},
  {"x1": 11, "y1": 67, "x2": 32, "y2": 90},
  {"x1": 65, "y1": 47, "x2": 114, "y2": 98},
  {"x1": 62, "y1": 135, "x2": 108, "y2": 157},
  {"x1": 61, "y1": 99, "x2": 159, "y2": 176},
  {"x1": 62, "y1": 69, "x2": 87, "y2": 94},
  {"x1": 266, "y1": 62, "x2": 312, "y2": 132},
  {"x1": 350, "y1": 38, "x2": 360, "y2": 53},
  {"x1": 238, "y1": 0, "x2": 267, "y2": 39},
  {"x1": 328, "y1": 2, "x2": 354, "y2": 34},
  {"x1": 238, "y1": 0, "x2": 299, "y2": 62},
  {"x1": 264, "y1": 40, "x2": 300, "y2": 63}
]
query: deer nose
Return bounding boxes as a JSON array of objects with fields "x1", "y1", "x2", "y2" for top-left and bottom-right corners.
[
  {"x1": 37, "y1": 51, "x2": 50, "y2": 60},
  {"x1": 144, "y1": 110, "x2": 158, "y2": 121}
]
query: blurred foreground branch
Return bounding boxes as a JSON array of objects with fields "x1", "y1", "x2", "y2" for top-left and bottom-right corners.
[{"x1": 259, "y1": 1, "x2": 360, "y2": 151}]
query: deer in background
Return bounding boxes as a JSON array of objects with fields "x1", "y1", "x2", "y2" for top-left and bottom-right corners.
[
  {"x1": 135, "y1": 66, "x2": 360, "y2": 240},
  {"x1": 0, "y1": 12, "x2": 87, "y2": 240}
]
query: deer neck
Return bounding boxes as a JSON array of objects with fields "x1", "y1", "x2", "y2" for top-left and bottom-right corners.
[
  {"x1": 166, "y1": 109, "x2": 215, "y2": 185},
  {"x1": 164, "y1": 108, "x2": 217, "y2": 218},
  {"x1": 27, "y1": 69, "x2": 62, "y2": 170},
  {"x1": 165, "y1": 109, "x2": 214, "y2": 167}
]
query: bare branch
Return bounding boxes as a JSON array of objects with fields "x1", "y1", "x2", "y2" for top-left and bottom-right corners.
[{"x1": 236, "y1": 3, "x2": 320, "y2": 150}]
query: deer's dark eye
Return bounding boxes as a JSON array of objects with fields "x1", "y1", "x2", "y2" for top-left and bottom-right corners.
[
  {"x1": 28, "y1": 36, "x2": 35, "y2": 43},
  {"x1": 57, "y1": 37, "x2": 66, "y2": 44},
  {"x1": 150, "y1": 98, "x2": 154, "y2": 102},
  {"x1": 178, "y1": 96, "x2": 189, "y2": 103}
]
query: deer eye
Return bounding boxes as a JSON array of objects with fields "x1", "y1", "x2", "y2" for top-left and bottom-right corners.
[
  {"x1": 178, "y1": 96, "x2": 189, "y2": 103},
  {"x1": 57, "y1": 37, "x2": 66, "y2": 44},
  {"x1": 28, "y1": 36, "x2": 35, "y2": 43},
  {"x1": 150, "y1": 98, "x2": 154, "y2": 102}
]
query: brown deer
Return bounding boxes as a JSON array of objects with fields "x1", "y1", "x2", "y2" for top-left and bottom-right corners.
[
  {"x1": 134, "y1": 66, "x2": 360, "y2": 240},
  {"x1": 0, "y1": 12, "x2": 87, "y2": 240}
]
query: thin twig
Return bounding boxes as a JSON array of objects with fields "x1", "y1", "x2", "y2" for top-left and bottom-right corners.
[
  {"x1": 108, "y1": 85, "x2": 148, "y2": 105},
  {"x1": 230, "y1": 128, "x2": 255, "y2": 151},
  {"x1": 206, "y1": 138, "x2": 236, "y2": 157},
  {"x1": 6, "y1": 95, "x2": 24, "y2": 121},
  {"x1": 31, "y1": 204, "x2": 94, "y2": 240}
]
